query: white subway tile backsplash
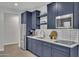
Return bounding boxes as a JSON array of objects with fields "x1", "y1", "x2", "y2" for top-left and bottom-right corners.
[
  {"x1": 70, "y1": 29, "x2": 78, "y2": 42},
  {"x1": 61, "y1": 29, "x2": 71, "y2": 41},
  {"x1": 35, "y1": 29, "x2": 79, "y2": 42}
]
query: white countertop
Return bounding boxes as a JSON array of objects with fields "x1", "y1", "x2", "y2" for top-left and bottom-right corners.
[{"x1": 27, "y1": 36, "x2": 78, "y2": 48}]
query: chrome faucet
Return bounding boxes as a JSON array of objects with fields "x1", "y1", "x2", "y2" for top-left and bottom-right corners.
[{"x1": 40, "y1": 30, "x2": 45, "y2": 38}]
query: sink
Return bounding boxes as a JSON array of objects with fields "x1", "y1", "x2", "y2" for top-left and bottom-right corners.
[
  {"x1": 54, "y1": 40, "x2": 76, "y2": 45},
  {"x1": 36, "y1": 37, "x2": 44, "y2": 39}
]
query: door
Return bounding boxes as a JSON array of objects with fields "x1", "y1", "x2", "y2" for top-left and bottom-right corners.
[{"x1": 4, "y1": 13, "x2": 20, "y2": 45}]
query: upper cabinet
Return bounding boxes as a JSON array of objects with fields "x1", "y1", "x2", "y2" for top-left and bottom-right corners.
[
  {"x1": 21, "y1": 10, "x2": 40, "y2": 30},
  {"x1": 47, "y1": 3, "x2": 57, "y2": 29},
  {"x1": 21, "y1": 11, "x2": 32, "y2": 36},
  {"x1": 21, "y1": 12, "x2": 27, "y2": 24},
  {"x1": 47, "y1": 2, "x2": 79, "y2": 29},
  {"x1": 57, "y1": 2, "x2": 73, "y2": 16},
  {"x1": 32, "y1": 10, "x2": 40, "y2": 29},
  {"x1": 74, "y1": 3, "x2": 79, "y2": 29}
]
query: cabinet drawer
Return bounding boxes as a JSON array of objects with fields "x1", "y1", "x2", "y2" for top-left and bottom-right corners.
[
  {"x1": 53, "y1": 48, "x2": 69, "y2": 57},
  {"x1": 52, "y1": 44, "x2": 70, "y2": 53}
]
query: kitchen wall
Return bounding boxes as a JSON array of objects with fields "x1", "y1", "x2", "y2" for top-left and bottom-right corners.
[
  {"x1": 0, "y1": 11, "x2": 4, "y2": 51},
  {"x1": 29, "y1": 4, "x2": 47, "y2": 15},
  {"x1": 35, "y1": 29, "x2": 79, "y2": 42}
]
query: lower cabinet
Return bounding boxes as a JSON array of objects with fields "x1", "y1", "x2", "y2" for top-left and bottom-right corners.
[
  {"x1": 28, "y1": 38, "x2": 32, "y2": 51},
  {"x1": 27, "y1": 37, "x2": 78, "y2": 57},
  {"x1": 42, "y1": 42, "x2": 52, "y2": 57},
  {"x1": 51, "y1": 44, "x2": 78, "y2": 57},
  {"x1": 31, "y1": 39, "x2": 37, "y2": 54},
  {"x1": 52, "y1": 48, "x2": 69, "y2": 57},
  {"x1": 35, "y1": 40, "x2": 42, "y2": 56},
  {"x1": 31, "y1": 38, "x2": 42, "y2": 56}
]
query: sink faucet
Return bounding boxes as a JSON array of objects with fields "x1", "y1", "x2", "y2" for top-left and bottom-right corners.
[{"x1": 40, "y1": 30, "x2": 45, "y2": 38}]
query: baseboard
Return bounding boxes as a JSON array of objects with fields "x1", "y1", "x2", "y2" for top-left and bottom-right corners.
[
  {"x1": 0, "y1": 42, "x2": 18, "y2": 51},
  {"x1": 4, "y1": 42, "x2": 18, "y2": 46}
]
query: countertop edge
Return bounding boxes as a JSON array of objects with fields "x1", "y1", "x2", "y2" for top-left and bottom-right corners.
[{"x1": 27, "y1": 36, "x2": 78, "y2": 48}]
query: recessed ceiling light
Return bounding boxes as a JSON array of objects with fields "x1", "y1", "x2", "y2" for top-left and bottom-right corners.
[{"x1": 14, "y1": 3, "x2": 18, "y2": 6}]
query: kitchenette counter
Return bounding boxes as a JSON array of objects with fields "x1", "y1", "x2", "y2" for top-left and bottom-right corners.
[{"x1": 27, "y1": 36, "x2": 78, "y2": 48}]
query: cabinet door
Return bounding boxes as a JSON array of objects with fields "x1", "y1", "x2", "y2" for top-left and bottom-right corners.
[
  {"x1": 32, "y1": 12, "x2": 36, "y2": 29},
  {"x1": 74, "y1": 3, "x2": 79, "y2": 29},
  {"x1": 42, "y1": 42, "x2": 52, "y2": 57},
  {"x1": 31, "y1": 39, "x2": 37, "y2": 54},
  {"x1": 21, "y1": 13, "x2": 23, "y2": 24},
  {"x1": 21, "y1": 12, "x2": 26, "y2": 24},
  {"x1": 32, "y1": 11, "x2": 40, "y2": 29},
  {"x1": 70, "y1": 46, "x2": 78, "y2": 57},
  {"x1": 47, "y1": 3, "x2": 57, "y2": 29},
  {"x1": 28, "y1": 38, "x2": 32, "y2": 51},
  {"x1": 53, "y1": 48, "x2": 69, "y2": 57},
  {"x1": 36, "y1": 40, "x2": 42, "y2": 56},
  {"x1": 26, "y1": 12, "x2": 32, "y2": 36},
  {"x1": 57, "y1": 2, "x2": 73, "y2": 16},
  {"x1": 51, "y1": 44, "x2": 70, "y2": 57}
]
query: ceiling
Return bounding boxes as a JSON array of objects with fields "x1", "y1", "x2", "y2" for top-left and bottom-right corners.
[{"x1": 0, "y1": 2, "x2": 50, "y2": 13}]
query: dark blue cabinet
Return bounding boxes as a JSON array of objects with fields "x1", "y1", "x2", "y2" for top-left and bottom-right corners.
[
  {"x1": 47, "y1": 2, "x2": 79, "y2": 29},
  {"x1": 21, "y1": 13, "x2": 23, "y2": 24},
  {"x1": 51, "y1": 44, "x2": 78, "y2": 57},
  {"x1": 31, "y1": 39, "x2": 37, "y2": 54},
  {"x1": 35, "y1": 40, "x2": 42, "y2": 56},
  {"x1": 28, "y1": 38, "x2": 32, "y2": 51},
  {"x1": 26, "y1": 12, "x2": 32, "y2": 36},
  {"x1": 31, "y1": 39, "x2": 42, "y2": 56},
  {"x1": 21, "y1": 11, "x2": 32, "y2": 50},
  {"x1": 70, "y1": 46, "x2": 78, "y2": 57},
  {"x1": 52, "y1": 44, "x2": 70, "y2": 57},
  {"x1": 28, "y1": 38, "x2": 52, "y2": 57},
  {"x1": 32, "y1": 10, "x2": 40, "y2": 29},
  {"x1": 42, "y1": 42, "x2": 52, "y2": 57},
  {"x1": 21, "y1": 12, "x2": 26, "y2": 24},
  {"x1": 47, "y1": 2, "x2": 73, "y2": 29},
  {"x1": 27, "y1": 38, "x2": 78, "y2": 57},
  {"x1": 53, "y1": 48, "x2": 69, "y2": 57},
  {"x1": 21, "y1": 11, "x2": 32, "y2": 36},
  {"x1": 47, "y1": 3, "x2": 57, "y2": 29},
  {"x1": 73, "y1": 3, "x2": 79, "y2": 29},
  {"x1": 57, "y1": 2, "x2": 73, "y2": 16}
]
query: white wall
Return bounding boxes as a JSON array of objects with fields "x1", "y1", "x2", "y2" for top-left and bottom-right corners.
[
  {"x1": 0, "y1": 11, "x2": 4, "y2": 51},
  {"x1": 0, "y1": 9, "x2": 20, "y2": 51},
  {"x1": 4, "y1": 13, "x2": 20, "y2": 45},
  {"x1": 29, "y1": 4, "x2": 47, "y2": 15}
]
